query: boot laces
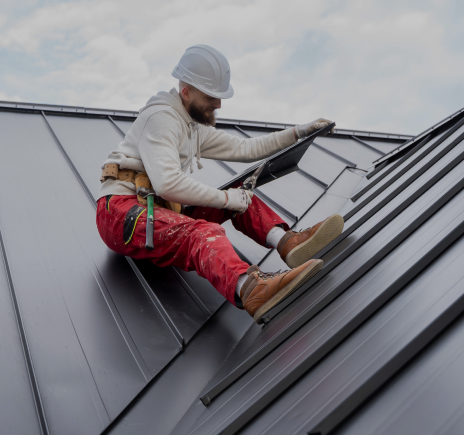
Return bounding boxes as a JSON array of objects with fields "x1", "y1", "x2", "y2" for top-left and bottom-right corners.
[
  {"x1": 256, "y1": 269, "x2": 291, "y2": 280},
  {"x1": 289, "y1": 226, "x2": 311, "y2": 236}
]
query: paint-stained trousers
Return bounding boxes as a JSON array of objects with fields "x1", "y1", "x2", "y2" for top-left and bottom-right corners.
[{"x1": 96, "y1": 195, "x2": 289, "y2": 305}]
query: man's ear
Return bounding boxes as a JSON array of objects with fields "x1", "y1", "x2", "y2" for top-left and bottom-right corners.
[{"x1": 181, "y1": 86, "x2": 191, "y2": 102}]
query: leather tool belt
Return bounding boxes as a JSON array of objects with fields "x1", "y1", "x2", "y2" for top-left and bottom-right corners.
[{"x1": 100, "y1": 163, "x2": 182, "y2": 214}]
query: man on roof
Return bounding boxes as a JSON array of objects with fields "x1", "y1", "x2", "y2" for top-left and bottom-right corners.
[{"x1": 96, "y1": 44, "x2": 344, "y2": 324}]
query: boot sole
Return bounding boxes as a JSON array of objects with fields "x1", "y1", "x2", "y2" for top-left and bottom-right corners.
[
  {"x1": 254, "y1": 259, "x2": 324, "y2": 324},
  {"x1": 285, "y1": 214, "x2": 344, "y2": 269}
]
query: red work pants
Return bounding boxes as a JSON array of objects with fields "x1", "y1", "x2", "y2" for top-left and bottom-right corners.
[{"x1": 96, "y1": 195, "x2": 288, "y2": 305}]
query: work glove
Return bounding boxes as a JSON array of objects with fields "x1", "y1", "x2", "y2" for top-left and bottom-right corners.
[
  {"x1": 223, "y1": 188, "x2": 254, "y2": 214},
  {"x1": 295, "y1": 118, "x2": 335, "y2": 139}
]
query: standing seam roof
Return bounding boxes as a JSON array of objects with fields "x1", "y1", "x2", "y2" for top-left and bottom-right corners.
[{"x1": 0, "y1": 99, "x2": 414, "y2": 435}]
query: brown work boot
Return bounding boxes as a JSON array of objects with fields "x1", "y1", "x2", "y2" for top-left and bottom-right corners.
[
  {"x1": 277, "y1": 214, "x2": 344, "y2": 269},
  {"x1": 240, "y1": 259, "x2": 324, "y2": 324}
]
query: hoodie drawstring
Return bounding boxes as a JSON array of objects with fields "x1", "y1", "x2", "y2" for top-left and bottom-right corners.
[
  {"x1": 189, "y1": 122, "x2": 203, "y2": 173},
  {"x1": 196, "y1": 128, "x2": 203, "y2": 170}
]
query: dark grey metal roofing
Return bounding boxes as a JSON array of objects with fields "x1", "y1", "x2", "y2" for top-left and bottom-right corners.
[
  {"x1": 7, "y1": 96, "x2": 464, "y2": 435},
  {"x1": 170, "y1": 107, "x2": 464, "y2": 435}
]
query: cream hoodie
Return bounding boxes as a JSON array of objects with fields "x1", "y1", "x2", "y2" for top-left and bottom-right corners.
[{"x1": 98, "y1": 88, "x2": 296, "y2": 208}]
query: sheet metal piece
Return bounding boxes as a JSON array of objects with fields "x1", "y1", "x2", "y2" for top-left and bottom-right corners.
[{"x1": 218, "y1": 123, "x2": 335, "y2": 191}]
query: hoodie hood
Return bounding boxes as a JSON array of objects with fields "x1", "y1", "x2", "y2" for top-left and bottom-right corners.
[
  {"x1": 139, "y1": 88, "x2": 192, "y2": 125},
  {"x1": 140, "y1": 88, "x2": 203, "y2": 173}
]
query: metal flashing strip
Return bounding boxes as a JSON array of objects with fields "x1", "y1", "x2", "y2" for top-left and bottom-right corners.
[
  {"x1": 0, "y1": 229, "x2": 50, "y2": 435},
  {"x1": 263, "y1": 137, "x2": 464, "y2": 322},
  {"x1": 0, "y1": 100, "x2": 139, "y2": 118},
  {"x1": 199, "y1": 167, "x2": 464, "y2": 406},
  {"x1": 42, "y1": 111, "x2": 185, "y2": 350},
  {"x1": 351, "y1": 136, "x2": 385, "y2": 155},
  {"x1": 365, "y1": 160, "x2": 389, "y2": 180},
  {"x1": 0, "y1": 100, "x2": 411, "y2": 142},
  {"x1": 372, "y1": 107, "x2": 464, "y2": 165},
  {"x1": 347, "y1": 120, "x2": 464, "y2": 215}
]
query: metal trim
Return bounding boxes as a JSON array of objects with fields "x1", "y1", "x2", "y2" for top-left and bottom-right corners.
[
  {"x1": 200, "y1": 170, "x2": 464, "y2": 406},
  {"x1": 372, "y1": 107, "x2": 464, "y2": 165},
  {"x1": 263, "y1": 139, "x2": 464, "y2": 322},
  {"x1": 365, "y1": 160, "x2": 389, "y2": 180},
  {"x1": 0, "y1": 100, "x2": 412, "y2": 142},
  {"x1": 347, "y1": 119, "x2": 464, "y2": 214},
  {"x1": 0, "y1": 229, "x2": 50, "y2": 435}
]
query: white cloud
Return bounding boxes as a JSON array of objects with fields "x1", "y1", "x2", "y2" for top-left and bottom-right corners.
[
  {"x1": 0, "y1": 91, "x2": 22, "y2": 101},
  {"x1": 0, "y1": 0, "x2": 463, "y2": 134}
]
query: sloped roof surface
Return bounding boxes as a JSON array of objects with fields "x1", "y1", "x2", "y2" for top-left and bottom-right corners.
[
  {"x1": 5, "y1": 97, "x2": 464, "y2": 435},
  {"x1": 169, "y1": 109, "x2": 464, "y2": 435}
]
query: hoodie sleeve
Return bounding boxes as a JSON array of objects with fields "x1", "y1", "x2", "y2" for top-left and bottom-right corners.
[
  {"x1": 139, "y1": 110, "x2": 226, "y2": 208},
  {"x1": 199, "y1": 125, "x2": 296, "y2": 163}
]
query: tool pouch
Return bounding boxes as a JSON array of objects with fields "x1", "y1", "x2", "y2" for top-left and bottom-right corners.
[
  {"x1": 100, "y1": 163, "x2": 119, "y2": 182},
  {"x1": 123, "y1": 205, "x2": 146, "y2": 245},
  {"x1": 135, "y1": 172, "x2": 181, "y2": 213}
]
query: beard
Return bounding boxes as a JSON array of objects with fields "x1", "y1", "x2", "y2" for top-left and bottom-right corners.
[{"x1": 189, "y1": 101, "x2": 217, "y2": 127}]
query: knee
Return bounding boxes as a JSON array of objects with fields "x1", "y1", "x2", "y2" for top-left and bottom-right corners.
[{"x1": 193, "y1": 221, "x2": 226, "y2": 239}]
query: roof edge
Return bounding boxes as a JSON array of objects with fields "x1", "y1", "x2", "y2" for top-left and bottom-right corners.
[{"x1": 0, "y1": 99, "x2": 413, "y2": 142}]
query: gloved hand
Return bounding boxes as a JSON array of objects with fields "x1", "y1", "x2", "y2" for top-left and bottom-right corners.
[
  {"x1": 295, "y1": 118, "x2": 335, "y2": 139},
  {"x1": 223, "y1": 188, "x2": 254, "y2": 214}
]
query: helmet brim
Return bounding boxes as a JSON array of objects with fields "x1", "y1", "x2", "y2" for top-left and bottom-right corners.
[
  {"x1": 172, "y1": 70, "x2": 234, "y2": 99},
  {"x1": 199, "y1": 84, "x2": 234, "y2": 100}
]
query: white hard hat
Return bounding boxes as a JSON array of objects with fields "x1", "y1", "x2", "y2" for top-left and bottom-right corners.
[{"x1": 172, "y1": 44, "x2": 234, "y2": 99}]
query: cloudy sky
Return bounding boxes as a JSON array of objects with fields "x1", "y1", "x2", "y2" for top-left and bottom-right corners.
[{"x1": 0, "y1": 0, "x2": 463, "y2": 134}]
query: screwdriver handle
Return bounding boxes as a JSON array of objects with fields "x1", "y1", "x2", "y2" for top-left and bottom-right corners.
[{"x1": 145, "y1": 196, "x2": 155, "y2": 250}]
